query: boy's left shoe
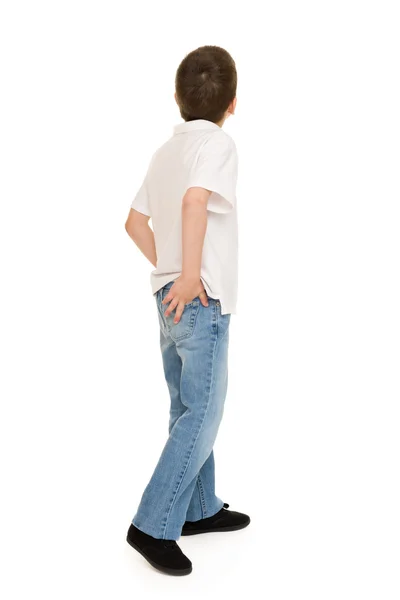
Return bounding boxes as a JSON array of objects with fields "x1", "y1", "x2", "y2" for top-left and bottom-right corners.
[{"x1": 181, "y1": 503, "x2": 250, "y2": 536}]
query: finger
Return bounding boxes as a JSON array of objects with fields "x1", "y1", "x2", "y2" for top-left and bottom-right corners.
[
  {"x1": 164, "y1": 296, "x2": 179, "y2": 317},
  {"x1": 162, "y1": 291, "x2": 174, "y2": 305},
  {"x1": 174, "y1": 302, "x2": 185, "y2": 324},
  {"x1": 199, "y1": 290, "x2": 209, "y2": 307}
]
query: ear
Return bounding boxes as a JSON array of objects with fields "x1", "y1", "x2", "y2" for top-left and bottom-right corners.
[
  {"x1": 225, "y1": 97, "x2": 237, "y2": 119},
  {"x1": 174, "y1": 91, "x2": 178, "y2": 105},
  {"x1": 229, "y1": 97, "x2": 237, "y2": 115}
]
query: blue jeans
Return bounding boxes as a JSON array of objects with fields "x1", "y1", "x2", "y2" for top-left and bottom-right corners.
[{"x1": 132, "y1": 281, "x2": 231, "y2": 540}]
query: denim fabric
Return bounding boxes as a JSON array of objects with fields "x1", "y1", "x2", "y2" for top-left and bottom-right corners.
[{"x1": 132, "y1": 280, "x2": 231, "y2": 540}]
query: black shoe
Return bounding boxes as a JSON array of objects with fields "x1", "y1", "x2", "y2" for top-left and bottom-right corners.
[
  {"x1": 181, "y1": 503, "x2": 250, "y2": 536},
  {"x1": 126, "y1": 524, "x2": 192, "y2": 576}
]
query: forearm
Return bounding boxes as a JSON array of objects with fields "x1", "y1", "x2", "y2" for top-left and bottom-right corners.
[
  {"x1": 181, "y1": 190, "x2": 208, "y2": 281},
  {"x1": 128, "y1": 223, "x2": 157, "y2": 267}
]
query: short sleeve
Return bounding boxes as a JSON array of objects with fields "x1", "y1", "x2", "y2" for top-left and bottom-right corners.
[
  {"x1": 131, "y1": 153, "x2": 156, "y2": 216},
  {"x1": 130, "y1": 176, "x2": 151, "y2": 217},
  {"x1": 187, "y1": 132, "x2": 238, "y2": 214}
]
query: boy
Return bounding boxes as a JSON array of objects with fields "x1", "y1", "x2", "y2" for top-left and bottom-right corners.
[{"x1": 125, "y1": 45, "x2": 250, "y2": 576}]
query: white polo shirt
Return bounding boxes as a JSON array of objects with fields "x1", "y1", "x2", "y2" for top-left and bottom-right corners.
[{"x1": 130, "y1": 119, "x2": 239, "y2": 315}]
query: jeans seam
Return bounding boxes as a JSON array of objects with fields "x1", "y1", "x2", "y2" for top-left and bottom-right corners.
[
  {"x1": 162, "y1": 329, "x2": 218, "y2": 539},
  {"x1": 197, "y1": 474, "x2": 207, "y2": 518}
]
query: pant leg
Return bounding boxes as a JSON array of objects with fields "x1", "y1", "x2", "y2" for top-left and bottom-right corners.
[
  {"x1": 163, "y1": 320, "x2": 224, "y2": 523},
  {"x1": 132, "y1": 290, "x2": 230, "y2": 540},
  {"x1": 185, "y1": 451, "x2": 221, "y2": 522},
  {"x1": 167, "y1": 365, "x2": 223, "y2": 523}
]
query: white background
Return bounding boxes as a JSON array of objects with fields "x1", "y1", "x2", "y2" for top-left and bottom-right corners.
[{"x1": 1, "y1": 1, "x2": 399, "y2": 598}]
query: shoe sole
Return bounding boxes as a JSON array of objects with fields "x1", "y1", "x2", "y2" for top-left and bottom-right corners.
[
  {"x1": 126, "y1": 536, "x2": 192, "y2": 576},
  {"x1": 180, "y1": 517, "x2": 251, "y2": 536}
]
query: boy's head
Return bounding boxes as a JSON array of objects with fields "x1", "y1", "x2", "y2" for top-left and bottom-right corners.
[{"x1": 175, "y1": 45, "x2": 237, "y2": 125}]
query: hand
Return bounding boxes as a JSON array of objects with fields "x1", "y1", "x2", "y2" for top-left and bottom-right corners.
[{"x1": 162, "y1": 276, "x2": 209, "y2": 323}]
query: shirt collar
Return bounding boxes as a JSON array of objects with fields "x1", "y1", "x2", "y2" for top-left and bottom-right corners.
[{"x1": 173, "y1": 119, "x2": 221, "y2": 135}]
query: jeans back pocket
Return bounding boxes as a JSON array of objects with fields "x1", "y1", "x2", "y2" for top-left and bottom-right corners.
[{"x1": 160, "y1": 284, "x2": 201, "y2": 342}]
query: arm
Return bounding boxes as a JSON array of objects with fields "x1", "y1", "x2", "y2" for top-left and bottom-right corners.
[
  {"x1": 125, "y1": 208, "x2": 157, "y2": 267},
  {"x1": 182, "y1": 186, "x2": 208, "y2": 282},
  {"x1": 162, "y1": 187, "x2": 210, "y2": 322}
]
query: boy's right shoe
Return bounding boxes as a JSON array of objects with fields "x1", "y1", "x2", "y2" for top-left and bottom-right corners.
[{"x1": 126, "y1": 524, "x2": 192, "y2": 576}]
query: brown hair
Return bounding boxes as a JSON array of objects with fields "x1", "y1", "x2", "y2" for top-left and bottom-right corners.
[{"x1": 175, "y1": 45, "x2": 237, "y2": 123}]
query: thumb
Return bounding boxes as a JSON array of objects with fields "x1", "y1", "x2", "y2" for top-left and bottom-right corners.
[{"x1": 199, "y1": 290, "x2": 209, "y2": 307}]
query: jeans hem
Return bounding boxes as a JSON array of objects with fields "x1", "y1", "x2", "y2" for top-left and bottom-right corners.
[{"x1": 185, "y1": 498, "x2": 224, "y2": 523}]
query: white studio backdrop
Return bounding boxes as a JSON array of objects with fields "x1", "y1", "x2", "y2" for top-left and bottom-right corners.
[{"x1": 0, "y1": 1, "x2": 399, "y2": 598}]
